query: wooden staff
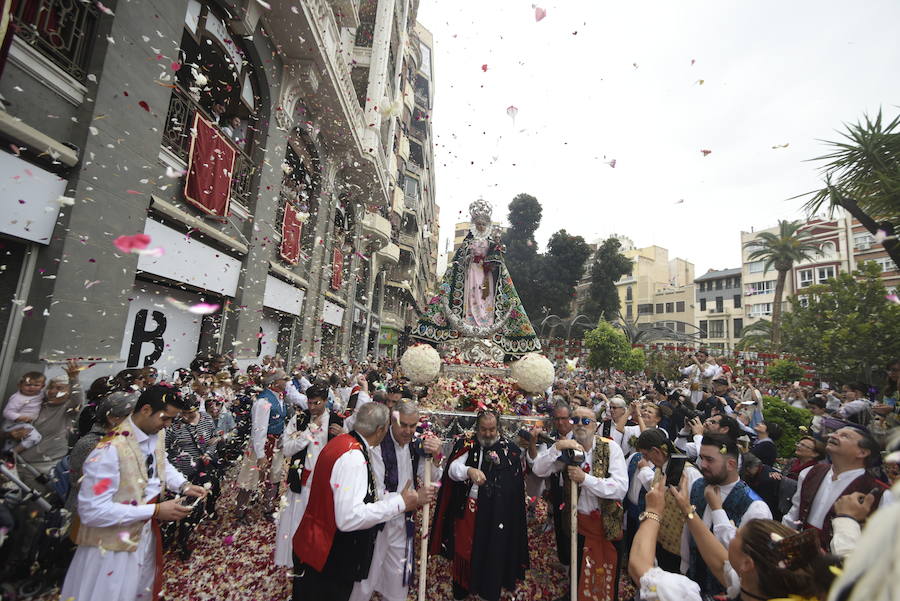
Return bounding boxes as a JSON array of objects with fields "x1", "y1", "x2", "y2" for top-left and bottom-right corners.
[
  {"x1": 570, "y1": 477, "x2": 578, "y2": 601},
  {"x1": 418, "y1": 456, "x2": 432, "y2": 601}
]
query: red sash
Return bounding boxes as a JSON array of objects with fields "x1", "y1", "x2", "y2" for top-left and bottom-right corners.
[
  {"x1": 292, "y1": 433, "x2": 361, "y2": 571},
  {"x1": 451, "y1": 498, "x2": 477, "y2": 588},
  {"x1": 578, "y1": 511, "x2": 617, "y2": 601}
]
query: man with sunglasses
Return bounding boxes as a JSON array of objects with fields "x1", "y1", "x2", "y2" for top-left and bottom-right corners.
[
  {"x1": 533, "y1": 406, "x2": 628, "y2": 601},
  {"x1": 61, "y1": 385, "x2": 207, "y2": 601}
]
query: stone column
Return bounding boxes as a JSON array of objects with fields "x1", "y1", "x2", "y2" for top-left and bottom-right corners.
[{"x1": 362, "y1": 0, "x2": 395, "y2": 153}]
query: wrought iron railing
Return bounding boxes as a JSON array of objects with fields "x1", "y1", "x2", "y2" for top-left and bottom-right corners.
[
  {"x1": 161, "y1": 86, "x2": 257, "y2": 207},
  {"x1": 11, "y1": 0, "x2": 100, "y2": 83}
]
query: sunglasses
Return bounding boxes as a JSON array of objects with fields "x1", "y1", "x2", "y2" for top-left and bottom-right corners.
[{"x1": 570, "y1": 417, "x2": 594, "y2": 425}]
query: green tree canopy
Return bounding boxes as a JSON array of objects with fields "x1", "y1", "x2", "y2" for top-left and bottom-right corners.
[
  {"x1": 766, "y1": 359, "x2": 806, "y2": 384},
  {"x1": 743, "y1": 220, "x2": 822, "y2": 346},
  {"x1": 780, "y1": 262, "x2": 900, "y2": 385},
  {"x1": 541, "y1": 229, "x2": 591, "y2": 318},
  {"x1": 584, "y1": 321, "x2": 630, "y2": 370},
  {"x1": 503, "y1": 193, "x2": 543, "y2": 318},
  {"x1": 583, "y1": 237, "x2": 633, "y2": 324},
  {"x1": 620, "y1": 347, "x2": 646, "y2": 374}
]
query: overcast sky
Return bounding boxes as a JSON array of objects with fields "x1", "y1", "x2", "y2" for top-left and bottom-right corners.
[{"x1": 417, "y1": 0, "x2": 900, "y2": 276}]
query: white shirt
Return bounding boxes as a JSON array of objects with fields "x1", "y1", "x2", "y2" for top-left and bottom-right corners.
[
  {"x1": 679, "y1": 477, "x2": 772, "y2": 573},
  {"x1": 449, "y1": 448, "x2": 488, "y2": 499},
  {"x1": 627, "y1": 460, "x2": 702, "y2": 508},
  {"x1": 285, "y1": 382, "x2": 308, "y2": 410},
  {"x1": 250, "y1": 393, "x2": 279, "y2": 458},
  {"x1": 282, "y1": 410, "x2": 330, "y2": 468},
  {"x1": 531, "y1": 438, "x2": 628, "y2": 514},
  {"x1": 343, "y1": 390, "x2": 372, "y2": 432},
  {"x1": 371, "y1": 428, "x2": 442, "y2": 501},
  {"x1": 674, "y1": 433, "x2": 704, "y2": 461},
  {"x1": 78, "y1": 416, "x2": 187, "y2": 527},
  {"x1": 331, "y1": 436, "x2": 406, "y2": 532},
  {"x1": 782, "y1": 465, "x2": 897, "y2": 529}
]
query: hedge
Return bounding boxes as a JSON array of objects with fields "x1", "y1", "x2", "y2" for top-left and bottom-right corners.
[{"x1": 762, "y1": 396, "x2": 812, "y2": 459}]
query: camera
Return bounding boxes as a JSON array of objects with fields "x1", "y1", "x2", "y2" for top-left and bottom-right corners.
[
  {"x1": 517, "y1": 429, "x2": 557, "y2": 447},
  {"x1": 558, "y1": 448, "x2": 586, "y2": 467}
]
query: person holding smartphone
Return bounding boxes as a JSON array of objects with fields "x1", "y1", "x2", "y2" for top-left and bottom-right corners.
[{"x1": 627, "y1": 429, "x2": 702, "y2": 572}]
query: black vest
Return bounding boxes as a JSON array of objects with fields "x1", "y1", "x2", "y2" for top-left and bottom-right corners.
[{"x1": 286, "y1": 410, "x2": 344, "y2": 494}]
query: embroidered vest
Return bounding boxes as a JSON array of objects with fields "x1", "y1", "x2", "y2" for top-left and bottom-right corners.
[
  {"x1": 688, "y1": 478, "x2": 760, "y2": 595},
  {"x1": 261, "y1": 388, "x2": 285, "y2": 436},
  {"x1": 624, "y1": 454, "x2": 687, "y2": 555},
  {"x1": 589, "y1": 437, "x2": 624, "y2": 541},
  {"x1": 75, "y1": 419, "x2": 168, "y2": 552},
  {"x1": 293, "y1": 432, "x2": 382, "y2": 582},
  {"x1": 798, "y1": 463, "x2": 886, "y2": 549}
]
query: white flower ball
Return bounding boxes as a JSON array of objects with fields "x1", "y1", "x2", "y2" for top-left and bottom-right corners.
[
  {"x1": 510, "y1": 353, "x2": 555, "y2": 393},
  {"x1": 400, "y1": 344, "x2": 441, "y2": 385}
]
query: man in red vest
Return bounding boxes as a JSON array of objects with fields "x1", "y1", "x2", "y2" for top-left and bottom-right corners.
[
  {"x1": 291, "y1": 401, "x2": 435, "y2": 601},
  {"x1": 783, "y1": 426, "x2": 892, "y2": 550}
]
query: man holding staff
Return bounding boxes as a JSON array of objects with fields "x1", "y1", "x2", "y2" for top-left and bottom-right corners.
[
  {"x1": 348, "y1": 400, "x2": 442, "y2": 601},
  {"x1": 533, "y1": 405, "x2": 628, "y2": 601}
]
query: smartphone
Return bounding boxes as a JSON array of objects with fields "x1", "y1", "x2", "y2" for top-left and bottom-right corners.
[{"x1": 665, "y1": 455, "x2": 689, "y2": 488}]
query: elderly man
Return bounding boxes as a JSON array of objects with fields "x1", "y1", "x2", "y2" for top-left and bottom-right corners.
[
  {"x1": 235, "y1": 369, "x2": 289, "y2": 520},
  {"x1": 349, "y1": 400, "x2": 442, "y2": 601},
  {"x1": 292, "y1": 402, "x2": 434, "y2": 601},
  {"x1": 533, "y1": 405, "x2": 628, "y2": 601},
  {"x1": 783, "y1": 426, "x2": 891, "y2": 550},
  {"x1": 431, "y1": 410, "x2": 529, "y2": 601}
]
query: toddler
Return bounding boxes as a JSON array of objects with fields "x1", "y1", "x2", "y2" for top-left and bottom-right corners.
[{"x1": 2, "y1": 372, "x2": 45, "y2": 453}]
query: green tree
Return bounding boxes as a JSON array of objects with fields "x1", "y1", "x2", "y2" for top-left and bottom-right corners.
[
  {"x1": 743, "y1": 220, "x2": 822, "y2": 347},
  {"x1": 583, "y1": 237, "x2": 633, "y2": 323},
  {"x1": 781, "y1": 262, "x2": 900, "y2": 385},
  {"x1": 584, "y1": 321, "x2": 630, "y2": 370},
  {"x1": 798, "y1": 109, "x2": 900, "y2": 268},
  {"x1": 620, "y1": 347, "x2": 646, "y2": 374},
  {"x1": 503, "y1": 193, "x2": 543, "y2": 318},
  {"x1": 541, "y1": 230, "x2": 591, "y2": 318},
  {"x1": 766, "y1": 359, "x2": 806, "y2": 384},
  {"x1": 762, "y1": 396, "x2": 812, "y2": 459},
  {"x1": 735, "y1": 319, "x2": 774, "y2": 351}
]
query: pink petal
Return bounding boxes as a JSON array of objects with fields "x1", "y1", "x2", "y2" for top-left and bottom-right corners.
[{"x1": 535, "y1": 6, "x2": 546, "y2": 21}]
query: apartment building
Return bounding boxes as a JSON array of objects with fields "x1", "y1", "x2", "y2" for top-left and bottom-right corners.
[
  {"x1": 0, "y1": 0, "x2": 438, "y2": 393},
  {"x1": 694, "y1": 268, "x2": 743, "y2": 351}
]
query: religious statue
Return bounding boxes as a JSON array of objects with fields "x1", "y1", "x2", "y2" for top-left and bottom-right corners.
[{"x1": 413, "y1": 199, "x2": 541, "y2": 356}]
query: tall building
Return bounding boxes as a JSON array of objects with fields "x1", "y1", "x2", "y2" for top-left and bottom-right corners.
[
  {"x1": 378, "y1": 20, "x2": 439, "y2": 357},
  {"x1": 694, "y1": 268, "x2": 743, "y2": 351},
  {"x1": 0, "y1": 0, "x2": 437, "y2": 394},
  {"x1": 847, "y1": 217, "x2": 899, "y2": 292},
  {"x1": 616, "y1": 243, "x2": 695, "y2": 338},
  {"x1": 740, "y1": 217, "x2": 851, "y2": 327}
]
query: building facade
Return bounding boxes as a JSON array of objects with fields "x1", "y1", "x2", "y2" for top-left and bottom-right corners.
[
  {"x1": 616, "y1": 242, "x2": 695, "y2": 332},
  {"x1": 0, "y1": 0, "x2": 438, "y2": 394},
  {"x1": 694, "y1": 267, "x2": 743, "y2": 351}
]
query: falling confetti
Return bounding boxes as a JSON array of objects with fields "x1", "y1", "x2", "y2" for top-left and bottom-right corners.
[
  {"x1": 534, "y1": 6, "x2": 547, "y2": 21},
  {"x1": 700, "y1": 149, "x2": 712, "y2": 156},
  {"x1": 771, "y1": 143, "x2": 790, "y2": 149},
  {"x1": 113, "y1": 234, "x2": 151, "y2": 254},
  {"x1": 481, "y1": 64, "x2": 488, "y2": 72},
  {"x1": 93, "y1": 478, "x2": 112, "y2": 495},
  {"x1": 165, "y1": 297, "x2": 221, "y2": 315}
]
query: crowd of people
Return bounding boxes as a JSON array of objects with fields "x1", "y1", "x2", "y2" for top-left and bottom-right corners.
[{"x1": 0, "y1": 348, "x2": 898, "y2": 601}]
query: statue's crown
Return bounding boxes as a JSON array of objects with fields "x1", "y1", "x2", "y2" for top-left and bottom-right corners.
[{"x1": 469, "y1": 198, "x2": 492, "y2": 223}]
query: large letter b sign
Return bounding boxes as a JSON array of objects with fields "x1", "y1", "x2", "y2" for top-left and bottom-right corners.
[{"x1": 127, "y1": 309, "x2": 167, "y2": 367}]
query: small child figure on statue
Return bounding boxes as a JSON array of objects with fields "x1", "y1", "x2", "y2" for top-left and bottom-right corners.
[{"x1": 1, "y1": 372, "x2": 46, "y2": 454}]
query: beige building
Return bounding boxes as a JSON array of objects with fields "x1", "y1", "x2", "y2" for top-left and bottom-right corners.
[
  {"x1": 616, "y1": 241, "x2": 696, "y2": 339},
  {"x1": 451, "y1": 220, "x2": 508, "y2": 254},
  {"x1": 377, "y1": 21, "x2": 440, "y2": 357}
]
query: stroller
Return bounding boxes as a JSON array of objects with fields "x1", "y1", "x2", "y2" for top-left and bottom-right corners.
[{"x1": 0, "y1": 452, "x2": 74, "y2": 600}]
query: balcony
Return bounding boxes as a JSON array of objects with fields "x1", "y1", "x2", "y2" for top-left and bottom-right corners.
[
  {"x1": 403, "y1": 80, "x2": 415, "y2": 112},
  {"x1": 361, "y1": 211, "x2": 391, "y2": 248},
  {"x1": 398, "y1": 134, "x2": 410, "y2": 161},
  {"x1": 381, "y1": 309, "x2": 403, "y2": 329},
  {"x1": 10, "y1": 0, "x2": 100, "y2": 83},
  {"x1": 333, "y1": 0, "x2": 361, "y2": 27},
  {"x1": 399, "y1": 232, "x2": 416, "y2": 249},
  {"x1": 377, "y1": 242, "x2": 400, "y2": 266},
  {"x1": 161, "y1": 86, "x2": 256, "y2": 208}
]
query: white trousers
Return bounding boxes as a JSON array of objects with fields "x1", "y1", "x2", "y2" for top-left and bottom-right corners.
[{"x1": 348, "y1": 515, "x2": 410, "y2": 601}]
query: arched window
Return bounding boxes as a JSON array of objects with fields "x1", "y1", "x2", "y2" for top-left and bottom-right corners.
[{"x1": 626, "y1": 286, "x2": 633, "y2": 301}]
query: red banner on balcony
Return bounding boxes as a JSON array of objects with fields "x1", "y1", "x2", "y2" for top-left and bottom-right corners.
[
  {"x1": 184, "y1": 113, "x2": 235, "y2": 219},
  {"x1": 331, "y1": 248, "x2": 343, "y2": 290},
  {"x1": 280, "y1": 204, "x2": 303, "y2": 265}
]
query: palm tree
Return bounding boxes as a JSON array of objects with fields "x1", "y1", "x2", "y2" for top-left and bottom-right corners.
[
  {"x1": 735, "y1": 319, "x2": 773, "y2": 351},
  {"x1": 797, "y1": 109, "x2": 900, "y2": 268},
  {"x1": 743, "y1": 220, "x2": 822, "y2": 347},
  {"x1": 612, "y1": 312, "x2": 701, "y2": 345}
]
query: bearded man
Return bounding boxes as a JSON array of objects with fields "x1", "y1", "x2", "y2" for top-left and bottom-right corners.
[{"x1": 430, "y1": 410, "x2": 529, "y2": 601}]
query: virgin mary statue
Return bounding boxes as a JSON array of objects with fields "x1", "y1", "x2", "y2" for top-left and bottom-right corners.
[{"x1": 413, "y1": 199, "x2": 541, "y2": 356}]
